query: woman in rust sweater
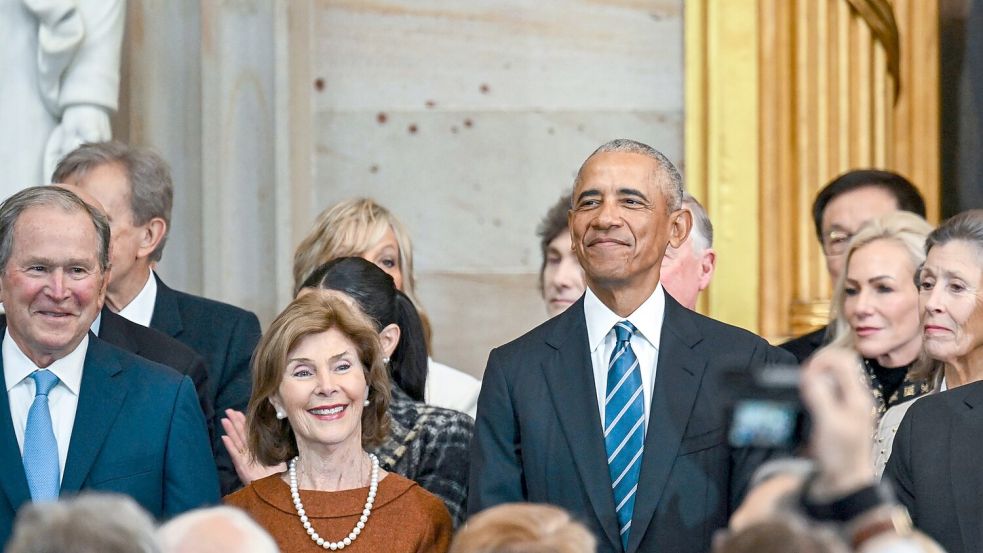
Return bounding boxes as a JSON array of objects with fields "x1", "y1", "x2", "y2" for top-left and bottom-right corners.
[{"x1": 225, "y1": 292, "x2": 451, "y2": 552}]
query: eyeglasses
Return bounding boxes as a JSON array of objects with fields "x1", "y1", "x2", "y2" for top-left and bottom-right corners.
[{"x1": 822, "y1": 230, "x2": 853, "y2": 256}]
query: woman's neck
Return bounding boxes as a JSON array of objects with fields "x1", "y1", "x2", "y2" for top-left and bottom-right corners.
[
  {"x1": 293, "y1": 441, "x2": 369, "y2": 491},
  {"x1": 943, "y1": 347, "x2": 983, "y2": 388},
  {"x1": 874, "y1": 337, "x2": 922, "y2": 369}
]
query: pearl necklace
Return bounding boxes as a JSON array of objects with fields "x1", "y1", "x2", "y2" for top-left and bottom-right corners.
[{"x1": 289, "y1": 453, "x2": 379, "y2": 550}]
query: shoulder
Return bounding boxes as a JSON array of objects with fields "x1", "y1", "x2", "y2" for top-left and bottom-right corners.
[
  {"x1": 158, "y1": 277, "x2": 260, "y2": 331},
  {"x1": 779, "y1": 326, "x2": 828, "y2": 363},
  {"x1": 904, "y1": 382, "x2": 982, "y2": 422},
  {"x1": 680, "y1": 307, "x2": 774, "y2": 348},
  {"x1": 386, "y1": 473, "x2": 452, "y2": 518},
  {"x1": 90, "y1": 336, "x2": 185, "y2": 385}
]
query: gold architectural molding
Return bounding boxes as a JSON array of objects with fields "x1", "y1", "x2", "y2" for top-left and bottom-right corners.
[{"x1": 686, "y1": 0, "x2": 939, "y2": 340}]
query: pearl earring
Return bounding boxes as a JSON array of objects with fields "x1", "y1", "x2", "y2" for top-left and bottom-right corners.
[
  {"x1": 382, "y1": 357, "x2": 390, "y2": 365},
  {"x1": 364, "y1": 398, "x2": 370, "y2": 406},
  {"x1": 276, "y1": 411, "x2": 286, "y2": 420}
]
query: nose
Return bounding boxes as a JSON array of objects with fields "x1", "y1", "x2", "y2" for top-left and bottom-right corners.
[
  {"x1": 555, "y1": 258, "x2": 584, "y2": 290},
  {"x1": 852, "y1": 288, "x2": 875, "y2": 318},
  {"x1": 313, "y1": 368, "x2": 338, "y2": 396},
  {"x1": 44, "y1": 268, "x2": 70, "y2": 300},
  {"x1": 922, "y1": 283, "x2": 945, "y2": 315},
  {"x1": 592, "y1": 198, "x2": 622, "y2": 229}
]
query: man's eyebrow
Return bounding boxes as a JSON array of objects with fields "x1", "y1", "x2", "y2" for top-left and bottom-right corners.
[
  {"x1": 575, "y1": 189, "x2": 602, "y2": 202},
  {"x1": 619, "y1": 188, "x2": 649, "y2": 201}
]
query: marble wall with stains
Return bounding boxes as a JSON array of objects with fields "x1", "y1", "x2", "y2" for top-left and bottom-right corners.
[{"x1": 118, "y1": 0, "x2": 684, "y2": 378}]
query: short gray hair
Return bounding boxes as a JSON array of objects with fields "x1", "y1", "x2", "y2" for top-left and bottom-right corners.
[
  {"x1": 925, "y1": 209, "x2": 983, "y2": 256},
  {"x1": 682, "y1": 193, "x2": 714, "y2": 251},
  {"x1": 52, "y1": 141, "x2": 173, "y2": 262},
  {"x1": 574, "y1": 139, "x2": 685, "y2": 211},
  {"x1": 5, "y1": 493, "x2": 159, "y2": 553},
  {"x1": 0, "y1": 186, "x2": 111, "y2": 273},
  {"x1": 158, "y1": 506, "x2": 279, "y2": 553}
]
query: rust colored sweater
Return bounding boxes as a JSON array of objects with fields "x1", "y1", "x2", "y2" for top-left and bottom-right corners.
[{"x1": 225, "y1": 471, "x2": 452, "y2": 552}]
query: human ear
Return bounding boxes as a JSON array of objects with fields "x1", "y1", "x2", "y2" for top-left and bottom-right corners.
[
  {"x1": 378, "y1": 323, "x2": 401, "y2": 358},
  {"x1": 668, "y1": 208, "x2": 693, "y2": 249},
  {"x1": 136, "y1": 217, "x2": 167, "y2": 260}
]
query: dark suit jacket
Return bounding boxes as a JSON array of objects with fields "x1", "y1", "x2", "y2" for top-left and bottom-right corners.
[
  {"x1": 469, "y1": 291, "x2": 794, "y2": 553},
  {"x1": 0, "y1": 330, "x2": 219, "y2": 547},
  {"x1": 149, "y1": 274, "x2": 261, "y2": 494},
  {"x1": 883, "y1": 381, "x2": 983, "y2": 553},
  {"x1": 96, "y1": 308, "x2": 215, "y2": 444},
  {"x1": 779, "y1": 325, "x2": 828, "y2": 364}
]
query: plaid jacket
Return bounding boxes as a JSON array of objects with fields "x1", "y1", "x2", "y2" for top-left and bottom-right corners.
[{"x1": 371, "y1": 385, "x2": 474, "y2": 527}]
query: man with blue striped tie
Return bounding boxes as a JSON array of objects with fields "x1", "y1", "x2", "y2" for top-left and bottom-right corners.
[{"x1": 469, "y1": 139, "x2": 795, "y2": 553}]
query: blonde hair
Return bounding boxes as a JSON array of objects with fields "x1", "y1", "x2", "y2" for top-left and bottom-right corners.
[
  {"x1": 293, "y1": 198, "x2": 417, "y2": 300},
  {"x1": 827, "y1": 211, "x2": 936, "y2": 379},
  {"x1": 449, "y1": 503, "x2": 595, "y2": 553}
]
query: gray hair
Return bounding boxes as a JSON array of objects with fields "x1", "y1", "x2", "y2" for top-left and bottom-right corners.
[
  {"x1": 682, "y1": 193, "x2": 713, "y2": 251},
  {"x1": 157, "y1": 506, "x2": 279, "y2": 553},
  {"x1": 0, "y1": 186, "x2": 111, "y2": 272},
  {"x1": 5, "y1": 493, "x2": 159, "y2": 553},
  {"x1": 925, "y1": 209, "x2": 983, "y2": 256},
  {"x1": 574, "y1": 139, "x2": 685, "y2": 211},
  {"x1": 52, "y1": 141, "x2": 173, "y2": 262}
]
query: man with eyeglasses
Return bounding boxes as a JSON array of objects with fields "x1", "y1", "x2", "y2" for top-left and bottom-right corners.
[{"x1": 780, "y1": 170, "x2": 927, "y2": 363}]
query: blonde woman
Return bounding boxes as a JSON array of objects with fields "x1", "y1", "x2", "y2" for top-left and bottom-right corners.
[{"x1": 293, "y1": 198, "x2": 480, "y2": 417}]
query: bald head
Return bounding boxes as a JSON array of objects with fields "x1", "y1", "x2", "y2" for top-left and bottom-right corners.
[{"x1": 157, "y1": 507, "x2": 279, "y2": 553}]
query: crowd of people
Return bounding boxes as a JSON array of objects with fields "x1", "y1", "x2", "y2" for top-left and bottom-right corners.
[{"x1": 0, "y1": 137, "x2": 981, "y2": 553}]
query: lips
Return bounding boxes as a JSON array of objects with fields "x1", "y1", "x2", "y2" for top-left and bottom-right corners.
[
  {"x1": 307, "y1": 404, "x2": 347, "y2": 420},
  {"x1": 586, "y1": 236, "x2": 629, "y2": 248},
  {"x1": 854, "y1": 326, "x2": 881, "y2": 337},
  {"x1": 923, "y1": 324, "x2": 951, "y2": 335}
]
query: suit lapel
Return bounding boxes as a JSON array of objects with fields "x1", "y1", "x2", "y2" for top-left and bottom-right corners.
[
  {"x1": 950, "y1": 384, "x2": 983, "y2": 553},
  {"x1": 60, "y1": 338, "x2": 127, "y2": 493},
  {"x1": 0, "y1": 329, "x2": 32, "y2": 512},
  {"x1": 627, "y1": 295, "x2": 706, "y2": 553},
  {"x1": 149, "y1": 273, "x2": 183, "y2": 338},
  {"x1": 97, "y1": 308, "x2": 140, "y2": 355},
  {"x1": 542, "y1": 300, "x2": 622, "y2": 552}
]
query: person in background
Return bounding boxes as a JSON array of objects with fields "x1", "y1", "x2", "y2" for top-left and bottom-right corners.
[
  {"x1": 53, "y1": 141, "x2": 261, "y2": 495},
  {"x1": 449, "y1": 503, "x2": 595, "y2": 553},
  {"x1": 781, "y1": 170, "x2": 926, "y2": 363},
  {"x1": 884, "y1": 209, "x2": 983, "y2": 553},
  {"x1": 225, "y1": 292, "x2": 452, "y2": 552},
  {"x1": 158, "y1": 506, "x2": 279, "y2": 553},
  {"x1": 536, "y1": 192, "x2": 586, "y2": 318},
  {"x1": 660, "y1": 193, "x2": 717, "y2": 310},
  {"x1": 293, "y1": 197, "x2": 480, "y2": 417},
  {"x1": 5, "y1": 494, "x2": 159, "y2": 553},
  {"x1": 223, "y1": 258, "x2": 473, "y2": 526},
  {"x1": 818, "y1": 212, "x2": 936, "y2": 476}
]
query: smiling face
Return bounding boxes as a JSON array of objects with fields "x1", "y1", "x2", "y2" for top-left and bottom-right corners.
[
  {"x1": 918, "y1": 241, "x2": 983, "y2": 366},
  {"x1": 569, "y1": 152, "x2": 689, "y2": 299},
  {"x1": 0, "y1": 205, "x2": 108, "y2": 367},
  {"x1": 842, "y1": 239, "x2": 922, "y2": 367},
  {"x1": 270, "y1": 328, "x2": 368, "y2": 455},
  {"x1": 360, "y1": 226, "x2": 403, "y2": 291},
  {"x1": 542, "y1": 231, "x2": 586, "y2": 317}
]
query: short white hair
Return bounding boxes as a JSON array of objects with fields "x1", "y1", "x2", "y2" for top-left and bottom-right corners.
[
  {"x1": 157, "y1": 506, "x2": 279, "y2": 553},
  {"x1": 682, "y1": 193, "x2": 713, "y2": 253}
]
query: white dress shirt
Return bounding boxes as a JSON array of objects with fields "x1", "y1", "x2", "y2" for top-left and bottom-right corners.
[
  {"x1": 116, "y1": 272, "x2": 157, "y2": 327},
  {"x1": 583, "y1": 284, "x2": 666, "y2": 428},
  {"x1": 4, "y1": 330, "x2": 88, "y2": 483}
]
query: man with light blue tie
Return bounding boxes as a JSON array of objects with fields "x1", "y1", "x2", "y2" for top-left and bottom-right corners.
[
  {"x1": 469, "y1": 139, "x2": 794, "y2": 553},
  {"x1": 0, "y1": 186, "x2": 218, "y2": 548}
]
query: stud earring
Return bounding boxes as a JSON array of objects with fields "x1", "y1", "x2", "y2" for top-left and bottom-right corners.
[
  {"x1": 364, "y1": 399, "x2": 370, "y2": 406},
  {"x1": 382, "y1": 357, "x2": 390, "y2": 365},
  {"x1": 276, "y1": 411, "x2": 286, "y2": 420}
]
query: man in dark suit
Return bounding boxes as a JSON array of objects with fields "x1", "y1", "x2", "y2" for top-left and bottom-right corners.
[
  {"x1": 780, "y1": 170, "x2": 926, "y2": 362},
  {"x1": 884, "y1": 380, "x2": 983, "y2": 553},
  {"x1": 0, "y1": 187, "x2": 218, "y2": 547},
  {"x1": 53, "y1": 142, "x2": 261, "y2": 494},
  {"x1": 469, "y1": 139, "x2": 793, "y2": 553}
]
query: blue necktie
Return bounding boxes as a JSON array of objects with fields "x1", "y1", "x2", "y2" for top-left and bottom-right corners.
[
  {"x1": 604, "y1": 321, "x2": 644, "y2": 551},
  {"x1": 23, "y1": 370, "x2": 61, "y2": 501}
]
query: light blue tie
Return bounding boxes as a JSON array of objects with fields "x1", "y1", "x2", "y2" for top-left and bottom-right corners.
[
  {"x1": 605, "y1": 321, "x2": 644, "y2": 551},
  {"x1": 23, "y1": 370, "x2": 60, "y2": 501}
]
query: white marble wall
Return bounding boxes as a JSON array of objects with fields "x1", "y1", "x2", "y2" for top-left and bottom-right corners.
[{"x1": 118, "y1": 0, "x2": 684, "y2": 378}]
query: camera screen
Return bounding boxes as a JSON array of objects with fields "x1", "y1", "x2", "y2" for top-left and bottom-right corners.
[{"x1": 728, "y1": 399, "x2": 800, "y2": 448}]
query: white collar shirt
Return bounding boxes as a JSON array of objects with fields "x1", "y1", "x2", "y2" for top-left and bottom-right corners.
[
  {"x1": 4, "y1": 330, "x2": 88, "y2": 483},
  {"x1": 583, "y1": 284, "x2": 666, "y2": 428},
  {"x1": 116, "y1": 272, "x2": 157, "y2": 328}
]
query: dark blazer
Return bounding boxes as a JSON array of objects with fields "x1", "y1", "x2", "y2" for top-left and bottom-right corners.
[
  {"x1": 779, "y1": 325, "x2": 828, "y2": 364},
  {"x1": 149, "y1": 274, "x2": 261, "y2": 494},
  {"x1": 883, "y1": 381, "x2": 983, "y2": 553},
  {"x1": 96, "y1": 308, "x2": 215, "y2": 443},
  {"x1": 0, "y1": 330, "x2": 219, "y2": 547},
  {"x1": 469, "y1": 291, "x2": 794, "y2": 553}
]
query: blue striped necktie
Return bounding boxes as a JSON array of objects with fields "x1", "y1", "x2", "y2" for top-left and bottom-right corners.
[
  {"x1": 604, "y1": 321, "x2": 644, "y2": 551},
  {"x1": 23, "y1": 370, "x2": 61, "y2": 501}
]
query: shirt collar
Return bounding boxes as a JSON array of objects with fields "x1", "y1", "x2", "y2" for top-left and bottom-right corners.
[
  {"x1": 583, "y1": 283, "x2": 666, "y2": 352},
  {"x1": 3, "y1": 329, "x2": 88, "y2": 395},
  {"x1": 116, "y1": 271, "x2": 157, "y2": 327}
]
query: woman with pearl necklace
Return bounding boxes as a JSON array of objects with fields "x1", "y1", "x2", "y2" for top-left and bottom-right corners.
[{"x1": 225, "y1": 292, "x2": 452, "y2": 552}]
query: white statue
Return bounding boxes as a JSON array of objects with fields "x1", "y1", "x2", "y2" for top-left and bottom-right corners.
[{"x1": 0, "y1": 0, "x2": 125, "y2": 198}]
